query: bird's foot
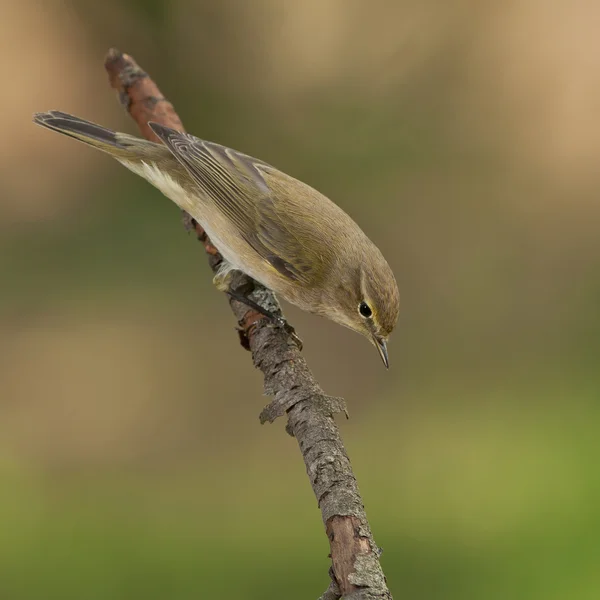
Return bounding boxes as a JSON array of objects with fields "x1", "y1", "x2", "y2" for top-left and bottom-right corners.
[
  {"x1": 265, "y1": 316, "x2": 303, "y2": 351},
  {"x1": 226, "y1": 289, "x2": 303, "y2": 351}
]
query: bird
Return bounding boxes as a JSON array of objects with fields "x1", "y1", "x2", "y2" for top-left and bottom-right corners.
[{"x1": 33, "y1": 111, "x2": 399, "y2": 367}]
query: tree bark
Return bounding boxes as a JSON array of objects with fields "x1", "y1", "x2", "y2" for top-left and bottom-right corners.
[{"x1": 104, "y1": 48, "x2": 392, "y2": 599}]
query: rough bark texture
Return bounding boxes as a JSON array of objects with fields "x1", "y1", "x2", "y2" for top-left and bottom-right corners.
[{"x1": 104, "y1": 48, "x2": 392, "y2": 599}]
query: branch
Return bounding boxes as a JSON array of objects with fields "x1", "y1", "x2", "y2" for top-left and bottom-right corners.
[{"x1": 104, "y1": 48, "x2": 392, "y2": 600}]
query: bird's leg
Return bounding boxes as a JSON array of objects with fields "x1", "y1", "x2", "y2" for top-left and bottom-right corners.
[{"x1": 213, "y1": 262, "x2": 303, "y2": 350}]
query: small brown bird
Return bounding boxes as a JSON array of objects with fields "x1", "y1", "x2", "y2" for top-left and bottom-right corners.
[{"x1": 33, "y1": 111, "x2": 399, "y2": 366}]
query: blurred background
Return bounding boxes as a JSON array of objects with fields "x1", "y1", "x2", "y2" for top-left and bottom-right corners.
[{"x1": 2, "y1": 0, "x2": 600, "y2": 598}]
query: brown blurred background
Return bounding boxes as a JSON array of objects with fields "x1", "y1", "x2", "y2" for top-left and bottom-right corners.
[{"x1": 1, "y1": 1, "x2": 600, "y2": 598}]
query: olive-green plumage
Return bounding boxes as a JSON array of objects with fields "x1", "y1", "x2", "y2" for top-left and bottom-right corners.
[{"x1": 33, "y1": 111, "x2": 399, "y2": 366}]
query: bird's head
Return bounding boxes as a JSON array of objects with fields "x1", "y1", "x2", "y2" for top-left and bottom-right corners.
[{"x1": 325, "y1": 243, "x2": 399, "y2": 368}]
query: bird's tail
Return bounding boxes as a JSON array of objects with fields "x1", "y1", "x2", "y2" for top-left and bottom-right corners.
[{"x1": 33, "y1": 111, "x2": 161, "y2": 160}]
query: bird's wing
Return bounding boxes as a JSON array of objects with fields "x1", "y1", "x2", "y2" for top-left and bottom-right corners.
[{"x1": 149, "y1": 123, "x2": 324, "y2": 284}]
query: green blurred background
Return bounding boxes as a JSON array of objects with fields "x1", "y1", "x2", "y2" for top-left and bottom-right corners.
[{"x1": 2, "y1": 1, "x2": 600, "y2": 598}]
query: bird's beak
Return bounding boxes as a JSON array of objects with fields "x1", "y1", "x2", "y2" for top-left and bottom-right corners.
[{"x1": 373, "y1": 336, "x2": 389, "y2": 369}]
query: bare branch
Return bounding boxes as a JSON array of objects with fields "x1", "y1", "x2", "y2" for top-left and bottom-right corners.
[{"x1": 103, "y1": 48, "x2": 392, "y2": 599}]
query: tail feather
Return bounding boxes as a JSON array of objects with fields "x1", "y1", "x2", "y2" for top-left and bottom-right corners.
[
  {"x1": 33, "y1": 110, "x2": 194, "y2": 202},
  {"x1": 33, "y1": 111, "x2": 125, "y2": 149},
  {"x1": 33, "y1": 110, "x2": 171, "y2": 165}
]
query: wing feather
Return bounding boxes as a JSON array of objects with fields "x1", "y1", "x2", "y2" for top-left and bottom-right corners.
[{"x1": 148, "y1": 123, "x2": 325, "y2": 284}]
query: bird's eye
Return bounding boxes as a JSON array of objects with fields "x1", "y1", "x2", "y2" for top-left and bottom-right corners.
[{"x1": 359, "y1": 302, "x2": 372, "y2": 318}]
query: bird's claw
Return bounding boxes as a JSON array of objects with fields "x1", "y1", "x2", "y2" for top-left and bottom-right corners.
[
  {"x1": 226, "y1": 289, "x2": 303, "y2": 350},
  {"x1": 267, "y1": 317, "x2": 303, "y2": 350}
]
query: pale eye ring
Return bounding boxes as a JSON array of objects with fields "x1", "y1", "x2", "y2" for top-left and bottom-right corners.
[{"x1": 358, "y1": 302, "x2": 372, "y2": 318}]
